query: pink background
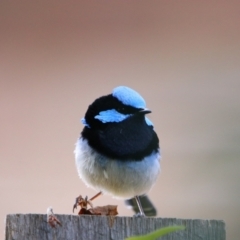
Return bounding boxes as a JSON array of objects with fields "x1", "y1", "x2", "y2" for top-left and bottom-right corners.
[{"x1": 1, "y1": 1, "x2": 239, "y2": 239}]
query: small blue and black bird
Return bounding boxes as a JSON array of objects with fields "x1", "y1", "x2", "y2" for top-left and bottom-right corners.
[{"x1": 74, "y1": 86, "x2": 160, "y2": 216}]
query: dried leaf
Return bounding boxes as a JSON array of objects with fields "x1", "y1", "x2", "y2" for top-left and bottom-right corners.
[{"x1": 88, "y1": 205, "x2": 118, "y2": 216}]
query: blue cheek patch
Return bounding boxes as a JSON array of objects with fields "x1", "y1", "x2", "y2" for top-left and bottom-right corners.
[
  {"x1": 94, "y1": 109, "x2": 131, "y2": 123},
  {"x1": 112, "y1": 86, "x2": 146, "y2": 109},
  {"x1": 83, "y1": 112, "x2": 153, "y2": 126},
  {"x1": 145, "y1": 117, "x2": 153, "y2": 127}
]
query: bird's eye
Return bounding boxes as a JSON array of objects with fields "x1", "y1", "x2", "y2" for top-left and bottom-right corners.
[{"x1": 117, "y1": 107, "x2": 125, "y2": 112}]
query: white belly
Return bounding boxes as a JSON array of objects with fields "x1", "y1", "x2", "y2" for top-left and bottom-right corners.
[{"x1": 74, "y1": 138, "x2": 160, "y2": 199}]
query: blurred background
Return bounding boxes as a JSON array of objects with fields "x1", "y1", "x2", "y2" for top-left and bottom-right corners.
[{"x1": 1, "y1": 1, "x2": 239, "y2": 239}]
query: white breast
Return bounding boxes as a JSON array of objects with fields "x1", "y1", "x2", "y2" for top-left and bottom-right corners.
[{"x1": 74, "y1": 138, "x2": 160, "y2": 199}]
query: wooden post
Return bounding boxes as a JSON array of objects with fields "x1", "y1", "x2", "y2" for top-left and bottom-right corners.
[{"x1": 5, "y1": 214, "x2": 225, "y2": 240}]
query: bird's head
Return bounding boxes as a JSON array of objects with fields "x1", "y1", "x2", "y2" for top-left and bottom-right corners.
[{"x1": 82, "y1": 86, "x2": 153, "y2": 129}]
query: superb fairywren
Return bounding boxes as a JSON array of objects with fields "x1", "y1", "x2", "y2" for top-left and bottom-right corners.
[{"x1": 74, "y1": 86, "x2": 160, "y2": 216}]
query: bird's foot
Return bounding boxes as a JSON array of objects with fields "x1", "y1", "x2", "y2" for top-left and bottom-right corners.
[{"x1": 133, "y1": 212, "x2": 146, "y2": 217}]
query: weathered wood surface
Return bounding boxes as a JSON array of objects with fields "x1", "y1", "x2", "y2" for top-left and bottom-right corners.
[{"x1": 5, "y1": 214, "x2": 225, "y2": 240}]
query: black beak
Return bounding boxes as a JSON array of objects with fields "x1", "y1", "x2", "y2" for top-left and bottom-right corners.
[{"x1": 138, "y1": 108, "x2": 151, "y2": 115}]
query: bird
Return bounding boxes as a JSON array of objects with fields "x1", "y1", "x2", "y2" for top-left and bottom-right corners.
[
  {"x1": 46, "y1": 207, "x2": 62, "y2": 228},
  {"x1": 74, "y1": 86, "x2": 160, "y2": 216}
]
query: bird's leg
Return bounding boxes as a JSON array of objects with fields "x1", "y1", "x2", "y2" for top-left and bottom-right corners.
[
  {"x1": 89, "y1": 191, "x2": 102, "y2": 201},
  {"x1": 134, "y1": 195, "x2": 145, "y2": 216}
]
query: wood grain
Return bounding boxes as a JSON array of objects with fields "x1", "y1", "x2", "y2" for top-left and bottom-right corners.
[{"x1": 5, "y1": 214, "x2": 225, "y2": 240}]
